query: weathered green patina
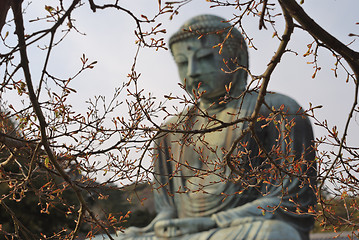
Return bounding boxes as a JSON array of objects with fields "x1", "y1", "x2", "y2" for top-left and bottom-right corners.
[{"x1": 103, "y1": 14, "x2": 316, "y2": 240}]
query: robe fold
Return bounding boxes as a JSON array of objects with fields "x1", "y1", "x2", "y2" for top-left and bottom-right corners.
[{"x1": 151, "y1": 92, "x2": 316, "y2": 240}]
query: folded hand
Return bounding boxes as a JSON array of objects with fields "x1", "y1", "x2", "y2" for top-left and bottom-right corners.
[{"x1": 154, "y1": 217, "x2": 216, "y2": 238}]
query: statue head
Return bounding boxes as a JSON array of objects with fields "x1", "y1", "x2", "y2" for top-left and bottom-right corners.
[{"x1": 169, "y1": 15, "x2": 248, "y2": 103}]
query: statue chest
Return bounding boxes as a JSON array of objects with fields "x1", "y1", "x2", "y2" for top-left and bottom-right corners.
[{"x1": 178, "y1": 109, "x2": 245, "y2": 177}]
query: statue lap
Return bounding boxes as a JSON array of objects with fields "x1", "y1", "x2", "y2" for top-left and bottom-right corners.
[{"x1": 117, "y1": 219, "x2": 301, "y2": 240}]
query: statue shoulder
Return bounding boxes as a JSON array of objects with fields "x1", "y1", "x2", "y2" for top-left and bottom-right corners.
[
  {"x1": 241, "y1": 92, "x2": 302, "y2": 114},
  {"x1": 161, "y1": 107, "x2": 195, "y2": 130},
  {"x1": 264, "y1": 92, "x2": 302, "y2": 113}
]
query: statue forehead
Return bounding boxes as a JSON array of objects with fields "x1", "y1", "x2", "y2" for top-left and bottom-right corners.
[
  {"x1": 170, "y1": 15, "x2": 248, "y2": 63},
  {"x1": 171, "y1": 35, "x2": 221, "y2": 54}
]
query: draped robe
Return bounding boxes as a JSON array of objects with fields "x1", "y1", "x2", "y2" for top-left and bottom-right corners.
[{"x1": 113, "y1": 92, "x2": 316, "y2": 240}]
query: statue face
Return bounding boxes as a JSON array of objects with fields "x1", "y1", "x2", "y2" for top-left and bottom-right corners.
[{"x1": 171, "y1": 35, "x2": 234, "y2": 102}]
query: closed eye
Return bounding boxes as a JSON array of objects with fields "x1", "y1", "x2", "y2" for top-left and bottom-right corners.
[
  {"x1": 196, "y1": 49, "x2": 214, "y2": 60},
  {"x1": 174, "y1": 55, "x2": 188, "y2": 67},
  {"x1": 176, "y1": 60, "x2": 188, "y2": 67},
  {"x1": 198, "y1": 53, "x2": 213, "y2": 61}
]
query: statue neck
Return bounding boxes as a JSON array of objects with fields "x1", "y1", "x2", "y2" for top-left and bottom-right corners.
[
  {"x1": 199, "y1": 85, "x2": 245, "y2": 112},
  {"x1": 199, "y1": 97, "x2": 238, "y2": 114}
]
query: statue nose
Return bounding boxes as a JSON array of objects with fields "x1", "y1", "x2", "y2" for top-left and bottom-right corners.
[{"x1": 187, "y1": 59, "x2": 201, "y2": 79}]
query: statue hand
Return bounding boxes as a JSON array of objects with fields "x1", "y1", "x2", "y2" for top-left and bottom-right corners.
[
  {"x1": 122, "y1": 210, "x2": 176, "y2": 236},
  {"x1": 154, "y1": 217, "x2": 216, "y2": 238}
]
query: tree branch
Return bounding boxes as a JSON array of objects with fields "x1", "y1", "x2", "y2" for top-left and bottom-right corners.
[
  {"x1": 279, "y1": 0, "x2": 359, "y2": 79},
  {"x1": 0, "y1": 0, "x2": 10, "y2": 33},
  {"x1": 277, "y1": 0, "x2": 359, "y2": 194},
  {"x1": 11, "y1": 1, "x2": 114, "y2": 239},
  {"x1": 225, "y1": 2, "x2": 294, "y2": 173}
]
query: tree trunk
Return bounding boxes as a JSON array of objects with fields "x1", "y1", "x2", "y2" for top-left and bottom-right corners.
[{"x1": 0, "y1": 0, "x2": 11, "y2": 33}]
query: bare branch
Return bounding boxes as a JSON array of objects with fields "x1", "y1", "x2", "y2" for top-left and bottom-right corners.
[
  {"x1": 225, "y1": 2, "x2": 294, "y2": 173},
  {"x1": 279, "y1": 0, "x2": 359, "y2": 79}
]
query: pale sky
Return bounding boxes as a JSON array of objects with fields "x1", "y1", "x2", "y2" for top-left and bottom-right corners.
[{"x1": 2, "y1": 0, "x2": 359, "y2": 185}]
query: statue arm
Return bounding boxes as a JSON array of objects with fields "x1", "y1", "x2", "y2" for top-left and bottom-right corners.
[
  {"x1": 123, "y1": 210, "x2": 176, "y2": 236},
  {"x1": 211, "y1": 197, "x2": 280, "y2": 228},
  {"x1": 154, "y1": 217, "x2": 217, "y2": 238},
  {"x1": 212, "y1": 95, "x2": 316, "y2": 229},
  {"x1": 122, "y1": 136, "x2": 179, "y2": 236}
]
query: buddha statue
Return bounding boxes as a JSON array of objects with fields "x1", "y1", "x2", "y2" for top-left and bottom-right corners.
[{"x1": 97, "y1": 14, "x2": 316, "y2": 240}]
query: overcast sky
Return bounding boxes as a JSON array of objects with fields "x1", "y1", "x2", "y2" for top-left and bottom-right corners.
[{"x1": 2, "y1": 0, "x2": 359, "y2": 184}]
